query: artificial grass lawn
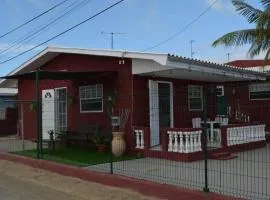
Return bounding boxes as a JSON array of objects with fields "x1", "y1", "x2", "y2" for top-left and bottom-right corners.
[{"x1": 13, "y1": 148, "x2": 142, "y2": 167}]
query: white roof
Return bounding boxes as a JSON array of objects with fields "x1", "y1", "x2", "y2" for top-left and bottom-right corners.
[{"x1": 0, "y1": 46, "x2": 266, "y2": 87}]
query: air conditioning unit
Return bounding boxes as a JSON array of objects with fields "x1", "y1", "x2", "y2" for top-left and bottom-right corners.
[{"x1": 216, "y1": 86, "x2": 224, "y2": 96}]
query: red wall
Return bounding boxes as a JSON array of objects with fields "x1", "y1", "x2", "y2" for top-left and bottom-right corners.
[
  {"x1": 18, "y1": 54, "x2": 133, "y2": 144},
  {"x1": 224, "y1": 82, "x2": 270, "y2": 130},
  {"x1": 132, "y1": 75, "x2": 215, "y2": 128}
]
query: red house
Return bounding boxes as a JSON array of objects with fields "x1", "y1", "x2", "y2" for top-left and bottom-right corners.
[{"x1": 0, "y1": 47, "x2": 268, "y2": 161}]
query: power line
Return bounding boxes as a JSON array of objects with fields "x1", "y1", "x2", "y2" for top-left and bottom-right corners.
[
  {"x1": 0, "y1": 0, "x2": 125, "y2": 65},
  {"x1": 0, "y1": 0, "x2": 69, "y2": 40},
  {"x1": 0, "y1": 0, "x2": 92, "y2": 58},
  {"x1": 142, "y1": 0, "x2": 218, "y2": 52}
]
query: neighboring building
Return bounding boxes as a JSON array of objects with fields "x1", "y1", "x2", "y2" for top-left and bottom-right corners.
[
  {"x1": 0, "y1": 88, "x2": 17, "y2": 119},
  {"x1": 0, "y1": 47, "x2": 268, "y2": 161},
  {"x1": 227, "y1": 59, "x2": 270, "y2": 72},
  {"x1": 0, "y1": 88, "x2": 18, "y2": 135}
]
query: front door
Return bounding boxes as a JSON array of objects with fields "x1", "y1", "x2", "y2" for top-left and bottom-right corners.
[
  {"x1": 42, "y1": 89, "x2": 55, "y2": 140},
  {"x1": 216, "y1": 85, "x2": 227, "y2": 116},
  {"x1": 149, "y1": 80, "x2": 173, "y2": 147},
  {"x1": 149, "y1": 80, "x2": 159, "y2": 147},
  {"x1": 42, "y1": 88, "x2": 67, "y2": 140},
  {"x1": 159, "y1": 83, "x2": 171, "y2": 127}
]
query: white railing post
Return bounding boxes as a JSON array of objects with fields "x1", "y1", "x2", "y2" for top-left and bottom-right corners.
[
  {"x1": 190, "y1": 132, "x2": 194, "y2": 152},
  {"x1": 255, "y1": 125, "x2": 260, "y2": 141},
  {"x1": 139, "y1": 130, "x2": 144, "y2": 149},
  {"x1": 168, "y1": 131, "x2": 173, "y2": 152},
  {"x1": 193, "y1": 131, "x2": 198, "y2": 151},
  {"x1": 135, "y1": 130, "x2": 140, "y2": 149},
  {"x1": 135, "y1": 129, "x2": 144, "y2": 149},
  {"x1": 262, "y1": 125, "x2": 266, "y2": 140},
  {"x1": 185, "y1": 133, "x2": 190, "y2": 153},
  {"x1": 173, "y1": 131, "x2": 178, "y2": 152},
  {"x1": 198, "y1": 130, "x2": 202, "y2": 151},
  {"x1": 250, "y1": 126, "x2": 255, "y2": 142},
  {"x1": 179, "y1": 131, "x2": 184, "y2": 153}
]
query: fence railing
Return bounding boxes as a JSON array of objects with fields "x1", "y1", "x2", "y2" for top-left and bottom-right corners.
[
  {"x1": 134, "y1": 129, "x2": 144, "y2": 149},
  {"x1": 167, "y1": 128, "x2": 203, "y2": 153},
  {"x1": 226, "y1": 124, "x2": 266, "y2": 146}
]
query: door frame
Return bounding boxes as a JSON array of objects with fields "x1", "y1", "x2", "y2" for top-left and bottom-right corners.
[{"x1": 157, "y1": 81, "x2": 174, "y2": 128}]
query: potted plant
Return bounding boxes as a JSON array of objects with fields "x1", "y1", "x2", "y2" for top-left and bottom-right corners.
[
  {"x1": 47, "y1": 130, "x2": 55, "y2": 154},
  {"x1": 111, "y1": 108, "x2": 130, "y2": 157},
  {"x1": 91, "y1": 133, "x2": 110, "y2": 153}
]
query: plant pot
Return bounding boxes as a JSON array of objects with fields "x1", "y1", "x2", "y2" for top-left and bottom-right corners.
[
  {"x1": 112, "y1": 131, "x2": 126, "y2": 157},
  {"x1": 97, "y1": 145, "x2": 107, "y2": 153}
]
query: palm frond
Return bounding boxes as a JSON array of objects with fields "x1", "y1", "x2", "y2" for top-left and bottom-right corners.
[
  {"x1": 232, "y1": 0, "x2": 262, "y2": 23},
  {"x1": 264, "y1": 48, "x2": 270, "y2": 60},
  {"x1": 212, "y1": 29, "x2": 257, "y2": 47},
  {"x1": 247, "y1": 31, "x2": 270, "y2": 58},
  {"x1": 256, "y1": 8, "x2": 270, "y2": 28},
  {"x1": 261, "y1": 0, "x2": 270, "y2": 9}
]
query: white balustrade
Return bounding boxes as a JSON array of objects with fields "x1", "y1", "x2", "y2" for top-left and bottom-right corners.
[
  {"x1": 207, "y1": 128, "x2": 221, "y2": 148},
  {"x1": 173, "y1": 131, "x2": 178, "y2": 152},
  {"x1": 227, "y1": 124, "x2": 266, "y2": 146},
  {"x1": 135, "y1": 129, "x2": 144, "y2": 149},
  {"x1": 167, "y1": 130, "x2": 202, "y2": 153},
  {"x1": 168, "y1": 131, "x2": 173, "y2": 152}
]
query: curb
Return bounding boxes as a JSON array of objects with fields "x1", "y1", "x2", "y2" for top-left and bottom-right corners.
[{"x1": 0, "y1": 153, "x2": 241, "y2": 200}]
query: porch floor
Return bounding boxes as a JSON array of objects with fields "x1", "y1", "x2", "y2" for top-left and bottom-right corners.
[{"x1": 86, "y1": 143, "x2": 270, "y2": 200}]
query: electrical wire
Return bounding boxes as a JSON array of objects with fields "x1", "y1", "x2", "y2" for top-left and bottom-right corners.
[
  {"x1": 0, "y1": 0, "x2": 125, "y2": 65},
  {"x1": 141, "y1": 0, "x2": 218, "y2": 52},
  {"x1": 0, "y1": 0, "x2": 92, "y2": 58},
  {"x1": 0, "y1": 0, "x2": 69, "y2": 40}
]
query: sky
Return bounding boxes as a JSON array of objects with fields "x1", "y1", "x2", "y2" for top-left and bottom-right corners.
[{"x1": 0, "y1": 0, "x2": 264, "y2": 76}]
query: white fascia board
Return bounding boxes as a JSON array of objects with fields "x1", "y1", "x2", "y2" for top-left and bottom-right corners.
[
  {"x1": 167, "y1": 60, "x2": 266, "y2": 81},
  {"x1": 47, "y1": 47, "x2": 168, "y2": 65},
  {"x1": 132, "y1": 58, "x2": 173, "y2": 74}
]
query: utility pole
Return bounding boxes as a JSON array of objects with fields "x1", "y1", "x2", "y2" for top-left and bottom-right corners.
[
  {"x1": 100, "y1": 32, "x2": 126, "y2": 50},
  {"x1": 227, "y1": 53, "x2": 230, "y2": 62},
  {"x1": 190, "y1": 40, "x2": 195, "y2": 58}
]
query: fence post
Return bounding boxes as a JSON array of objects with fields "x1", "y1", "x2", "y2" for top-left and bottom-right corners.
[
  {"x1": 203, "y1": 85, "x2": 210, "y2": 193},
  {"x1": 106, "y1": 97, "x2": 113, "y2": 174},
  {"x1": 35, "y1": 69, "x2": 41, "y2": 159}
]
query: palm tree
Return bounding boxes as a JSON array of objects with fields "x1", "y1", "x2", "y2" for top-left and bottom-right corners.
[{"x1": 212, "y1": 0, "x2": 270, "y2": 59}]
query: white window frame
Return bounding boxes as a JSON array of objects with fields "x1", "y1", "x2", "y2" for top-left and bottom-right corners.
[
  {"x1": 79, "y1": 84, "x2": 103, "y2": 113},
  {"x1": 249, "y1": 83, "x2": 270, "y2": 100},
  {"x1": 188, "y1": 85, "x2": 203, "y2": 111},
  {"x1": 216, "y1": 85, "x2": 224, "y2": 97}
]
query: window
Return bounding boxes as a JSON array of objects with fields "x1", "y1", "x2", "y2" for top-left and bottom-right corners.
[
  {"x1": 249, "y1": 83, "x2": 270, "y2": 100},
  {"x1": 188, "y1": 85, "x2": 203, "y2": 111},
  {"x1": 79, "y1": 84, "x2": 103, "y2": 112}
]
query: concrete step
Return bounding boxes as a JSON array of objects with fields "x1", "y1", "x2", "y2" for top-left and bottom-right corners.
[{"x1": 210, "y1": 151, "x2": 238, "y2": 160}]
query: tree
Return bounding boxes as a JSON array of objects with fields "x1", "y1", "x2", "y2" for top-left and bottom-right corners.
[{"x1": 212, "y1": 0, "x2": 270, "y2": 59}]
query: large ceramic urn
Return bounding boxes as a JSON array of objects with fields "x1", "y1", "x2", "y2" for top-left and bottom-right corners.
[{"x1": 112, "y1": 131, "x2": 126, "y2": 157}]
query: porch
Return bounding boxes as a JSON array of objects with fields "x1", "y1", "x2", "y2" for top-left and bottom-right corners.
[{"x1": 133, "y1": 122, "x2": 267, "y2": 162}]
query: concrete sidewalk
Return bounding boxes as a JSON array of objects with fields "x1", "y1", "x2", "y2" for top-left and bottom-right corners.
[
  {"x1": 0, "y1": 153, "x2": 239, "y2": 200},
  {"x1": 87, "y1": 144, "x2": 270, "y2": 200},
  {"x1": 0, "y1": 136, "x2": 36, "y2": 152}
]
